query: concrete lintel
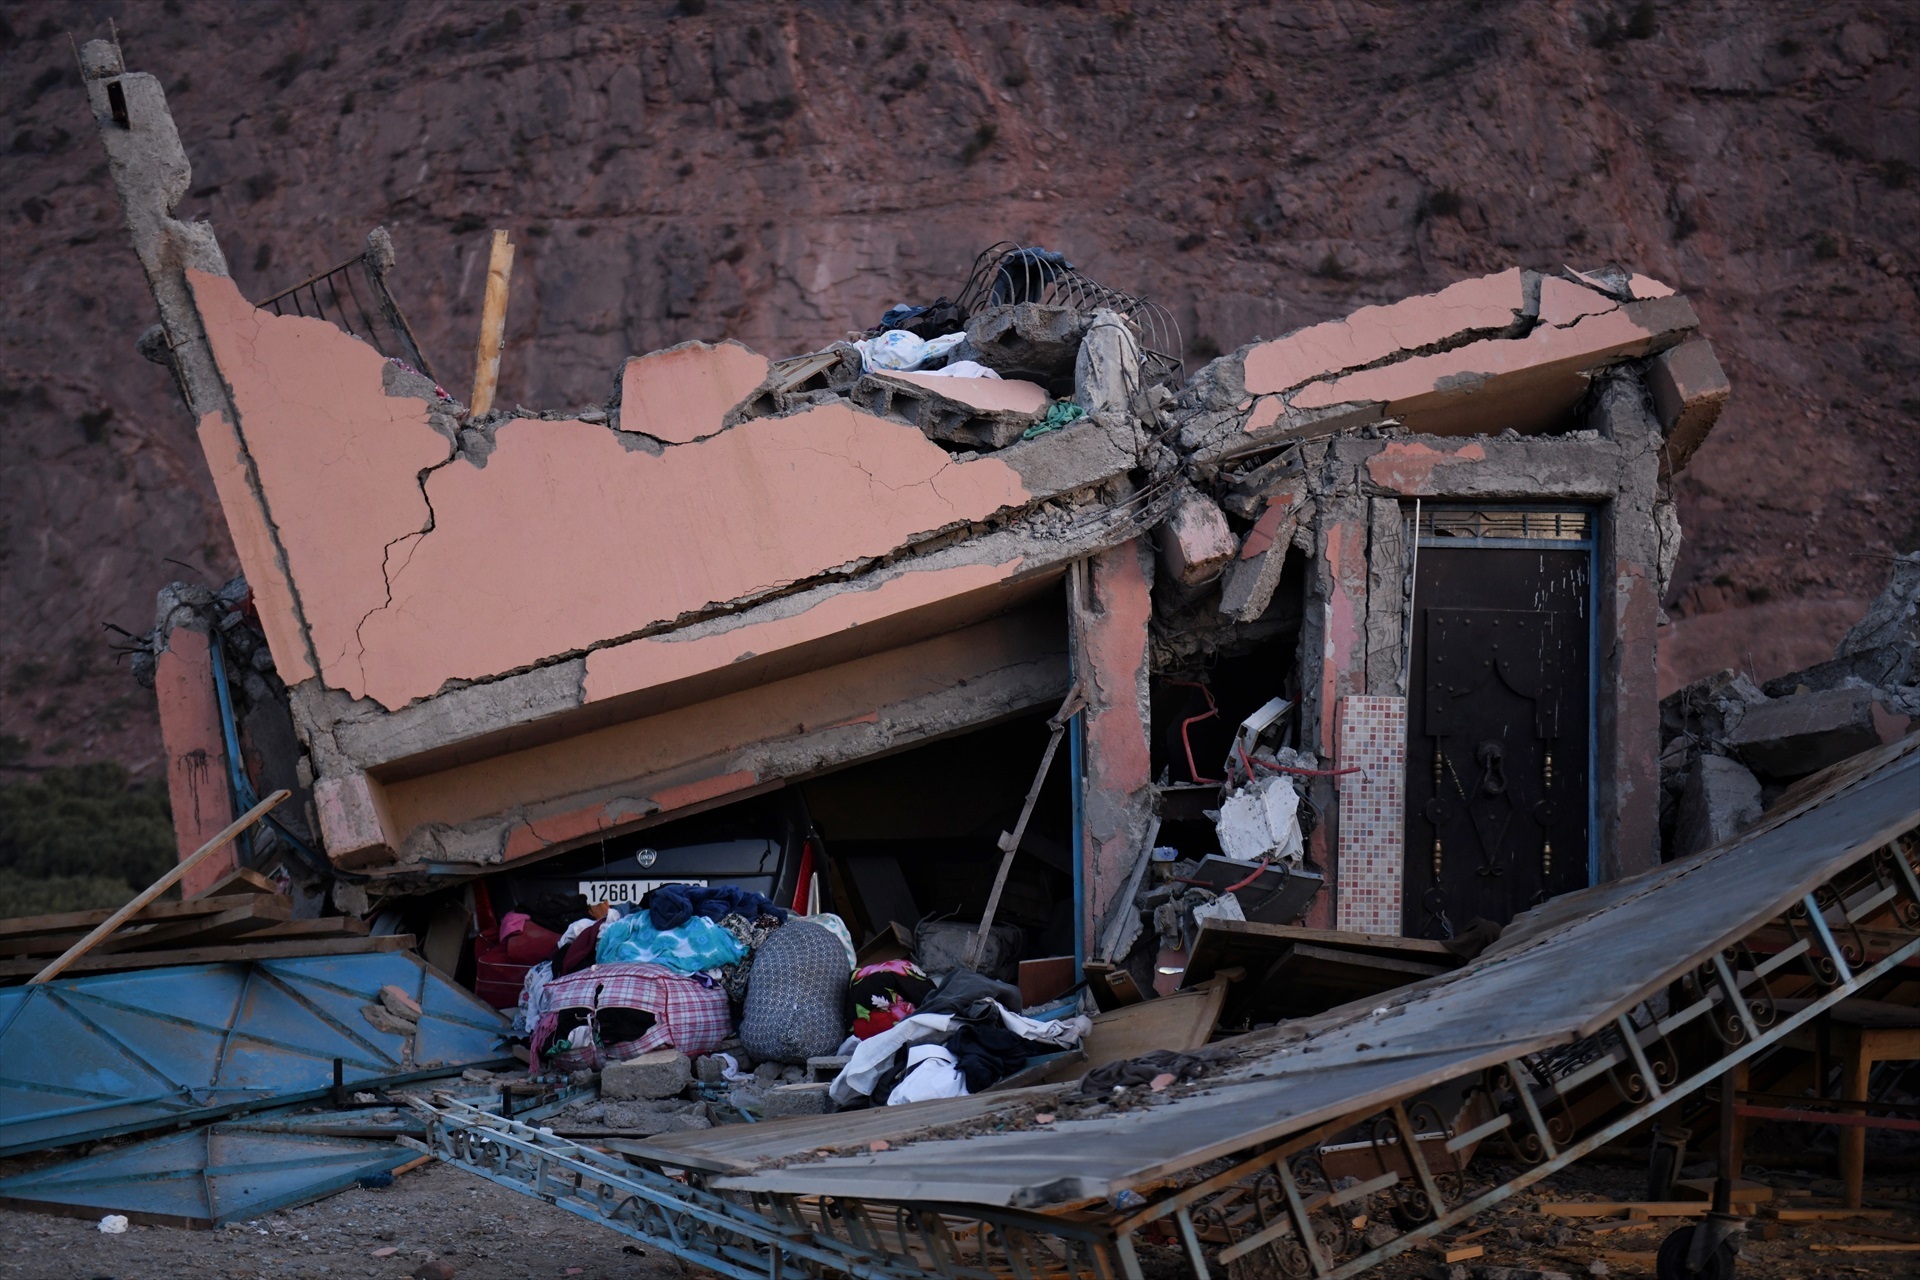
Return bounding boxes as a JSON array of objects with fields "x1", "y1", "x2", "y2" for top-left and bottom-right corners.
[{"x1": 385, "y1": 608, "x2": 1071, "y2": 870}]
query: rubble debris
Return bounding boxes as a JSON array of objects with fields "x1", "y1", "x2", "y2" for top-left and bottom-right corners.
[
  {"x1": 1727, "y1": 685, "x2": 1882, "y2": 779},
  {"x1": 1672, "y1": 754, "x2": 1762, "y2": 857},
  {"x1": 601, "y1": 1049, "x2": 692, "y2": 1101}
]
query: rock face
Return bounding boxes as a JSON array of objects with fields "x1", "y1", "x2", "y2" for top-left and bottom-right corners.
[{"x1": 2, "y1": 1, "x2": 1916, "y2": 771}]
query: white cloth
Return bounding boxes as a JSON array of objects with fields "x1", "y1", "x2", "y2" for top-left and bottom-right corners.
[
  {"x1": 886, "y1": 1044, "x2": 968, "y2": 1105},
  {"x1": 830, "y1": 1013, "x2": 956, "y2": 1104},
  {"x1": 829, "y1": 1003, "x2": 1091, "y2": 1104},
  {"x1": 512, "y1": 958, "x2": 557, "y2": 1036},
  {"x1": 912, "y1": 360, "x2": 1001, "y2": 379},
  {"x1": 855, "y1": 330, "x2": 966, "y2": 372}
]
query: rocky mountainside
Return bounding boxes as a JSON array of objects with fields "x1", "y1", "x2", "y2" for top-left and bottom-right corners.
[{"x1": 2, "y1": 0, "x2": 1914, "y2": 774}]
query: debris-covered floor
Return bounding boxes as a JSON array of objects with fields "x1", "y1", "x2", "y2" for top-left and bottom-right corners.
[{"x1": 3, "y1": 1156, "x2": 1914, "y2": 1280}]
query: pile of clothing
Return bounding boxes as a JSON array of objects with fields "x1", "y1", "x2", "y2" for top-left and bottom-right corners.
[
  {"x1": 828, "y1": 969, "x2": 1091, "y2": 1109},
  {"x1": 509, "y1": 884, "x2": 817, "y2": 1071}
]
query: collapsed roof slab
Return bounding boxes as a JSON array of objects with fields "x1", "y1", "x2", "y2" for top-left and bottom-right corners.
[{"x1": 1182, "y1": 269, "x2": 1704, "y2": 466}]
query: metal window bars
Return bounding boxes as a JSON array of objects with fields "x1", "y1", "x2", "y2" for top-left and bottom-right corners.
[
  {"x1": 254, "y1": 228, "x2": 436, "y2": 382},
  {"x1": 1417, "y1": 508, "x2": 1593, "y2": 543},
  {"x1": 409, "y1": 797, "x2": 1920, "y2": 1280},
  {"x1": 953, "y1": 241, "x2": 1185, "y2": 393}
]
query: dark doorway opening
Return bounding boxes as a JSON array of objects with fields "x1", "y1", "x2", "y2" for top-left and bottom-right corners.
[{"x1": 1403, "y1": 508, "x2": 1595, "y2": 939}]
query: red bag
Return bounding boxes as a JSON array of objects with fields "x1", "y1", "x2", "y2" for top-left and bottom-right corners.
[{"x1": 471, "y1": 884, "x2": 562, "y2": 1008}]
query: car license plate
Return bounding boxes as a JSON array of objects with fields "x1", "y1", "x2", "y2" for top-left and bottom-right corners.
[{"x1": 576, "y1": 879, "x2": 703, "y2": 905}]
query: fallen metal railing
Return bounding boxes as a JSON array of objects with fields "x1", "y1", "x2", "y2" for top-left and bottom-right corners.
[
  {"x1": 256, "y1": 227, "x2": 436, "y2": 381},
  {"x1": 412, "y1": 743, "x2": 1920, "y2": 1279}
]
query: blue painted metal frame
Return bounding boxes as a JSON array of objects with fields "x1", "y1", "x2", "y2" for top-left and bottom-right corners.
[
  {"x1": 0, "y1": 951, "x2": 512, "y2": 1157},
  {"x1": 208, "y1": 639, "x2": 335, "y2": 880}
]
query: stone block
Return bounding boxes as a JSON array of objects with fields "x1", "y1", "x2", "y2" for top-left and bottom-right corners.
[
  {"x1": 1159, "y1": 493, "x2": 1236, "y2": 586},
  {"x1": 1674, "y1": 755, "x2": 1763, "y2": 856},
  {"x1": 760, "y1": 1082, "x2": 832, "y2": 1118},
  {"x1": 1727, "y1": 687, "x2": 1880, "y2": 779},
  {"x1": 1646, "y1": 337, "x2": 1729, "y2": 473},
  {"x1": 603, "y1": 1100, "x2": 694, "y2": 1135},
  {"x1": 602, "y1": 1049, "x2": 692, "y2": 1100},
  {"x1": 694, "y1": 1054, "x2": 729, "y2": 1085}
]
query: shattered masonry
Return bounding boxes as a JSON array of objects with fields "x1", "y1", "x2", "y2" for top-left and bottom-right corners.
[{"x1": 87, "y1": 45, "x2": 1732, "y2": 946}]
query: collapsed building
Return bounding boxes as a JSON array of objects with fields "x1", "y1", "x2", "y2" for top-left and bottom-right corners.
[
  {"x1": 8, "y1": 36, "x2": 1918, "y2": 1280},
  {"x1": 99, "y1": 38, "x2": 1728, "y2": 962}
]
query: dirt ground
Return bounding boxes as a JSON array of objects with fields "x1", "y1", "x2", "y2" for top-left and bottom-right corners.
[
  {"x1": 1, "y1": 1149, "x2": 1914, "y2": 1280},
  {"x1": 0, "y1": 1160, "x2": 674, "y2": 1280}
]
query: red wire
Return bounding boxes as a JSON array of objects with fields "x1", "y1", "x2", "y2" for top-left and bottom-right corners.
[
  {"x1": 1166, "y1": 679, "x2": 1223, "y2": 785},
  {"x1": 1236, "y1": 740, "x2": 1361, "y2": 779}
]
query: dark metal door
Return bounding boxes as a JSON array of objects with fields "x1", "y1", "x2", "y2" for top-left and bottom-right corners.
[{"x1": 1404, "y1": 544, "x2": 1590, "y2": 937}]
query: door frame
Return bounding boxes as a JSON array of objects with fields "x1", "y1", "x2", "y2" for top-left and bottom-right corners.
[{"x1": 1409, "y1": 504, "x2": 1601, "y2": 888}]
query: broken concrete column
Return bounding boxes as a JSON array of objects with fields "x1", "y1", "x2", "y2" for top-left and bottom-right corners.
[
  {"x1": 1218, "y1": 483, "x2": 1307, "y2": 622},
  {"x1": 1158, "y1": 491, "x2": 1236, "y2": 586},
  {"x1": 1674, "y1": 755, "x2": 1763, "y2": 856},
  {"x1": 150, "y1": 602, "x2": 238, "y2": 899},
  {"x1": 602, "y1": 1049, "x2": 693, "y2": 1100},
  {"x1": 1727, "y1": 687, "x2": 1881, "y2": 779},
  {"x1": 958, "y1": 303, "x2": 1089, "y2": 388},
  {"x1": 1363, "y1": 498, "x2": 1406, "y2": 695},
  {"x1": 1078, "y1": 541, "x2": 1157, "y2": 950},
  {"x1": 1075, "y1": 308, "x2": 1142, "y2": 426},
  {"x1": 1646, "y1": 337, "x2": 1730, "y2": 474}
]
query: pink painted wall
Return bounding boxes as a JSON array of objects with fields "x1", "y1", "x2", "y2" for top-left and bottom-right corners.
[
  {"x1": 583, "y1": 558, "x2": 1024, "y2": 704},
  {"x1": 1078, "y1": 540, "x2": 1156, "y2": 947},
  {"x1": 187, "y1": 271, "x2": 1035, "y2": 711},
  {"x1": 153, "y1": 627, "x2": 235, "y2": 898}
]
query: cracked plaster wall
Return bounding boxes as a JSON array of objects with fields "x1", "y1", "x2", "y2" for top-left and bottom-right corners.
[{"x1": 188, "y1": 269, "x2": 1042, "y2": 714}]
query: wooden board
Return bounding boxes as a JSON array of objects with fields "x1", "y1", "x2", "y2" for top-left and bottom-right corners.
[
  {"x1": 1061, "y1": 984, "x2": 1228, "y2": 1077},
  {"x1": 189, "y1": 866, "x2": 283, "y2": 900},
  {"x1": 1181, "y1": 919, "x2": 1454, "y2": 1024},
  {"x1": 0, "y1": 892, "x2": 292, "y2": 942},
  {"x1": 1019, "y1": 957, "x2": 1076, "y2": 1008},
  {"x1": 0, "y1": 933, "x2": 414, "y2": 979}
]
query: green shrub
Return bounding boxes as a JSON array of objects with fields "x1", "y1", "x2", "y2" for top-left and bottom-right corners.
[{"x1": 0, "y1": 763, "x2": 176, "y2": 892}]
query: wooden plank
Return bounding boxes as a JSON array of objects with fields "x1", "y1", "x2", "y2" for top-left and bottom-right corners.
[
  {"x1": 0, "y1": 899, "x2": 293, "y2": 955},
  {"x1": 1437, "y1": 1244, "x2": 1483, "y2": 1263},
  {"x1": 0, "y1": 891, "x2": 292, "y2": 942},
  {"x1": 628, "y1": 1085, "x2": 1074, "y2": 1174},
  {"x1": 241, "y1": 917, "x2": 372, "y2": 941},
  {"x1": 1065, "y1": 984, "x2": 1227, "y2": 1076},
  {"x1": 466, "y1": 230, "x2": 514, "y2": 416},
  {"x1": 1538, "y1": 1202, "x2": 1708, "y2": 1218},
  {"x1": 0, "y1": 932, "x2": 413, "y2": 979},
  {"x1": 31, "y1": 791, "x2": 289, "y2": 983},
  {"x1": 189, "y1": 865, "x2": 282, "y2": 900},
  {"x1": 93, "y1": 903, "x2": 292, "y2": 953},
  {"x1": 421, "y1": 895, "x2": 469, "y2": 976},
  {"x1": 1767, "y1": 1207, "x2": 1897, "y2": 1221}
]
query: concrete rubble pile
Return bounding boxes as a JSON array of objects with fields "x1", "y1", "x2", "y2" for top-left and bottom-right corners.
[{"x1": 1659, "y1": 550, "x2": 1919, "y2": 858}]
